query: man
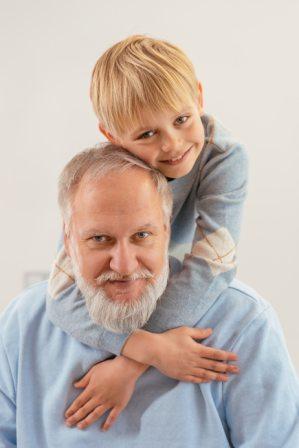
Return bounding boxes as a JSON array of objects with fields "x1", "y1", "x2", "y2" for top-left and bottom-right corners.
[{"x1": 0, "y1": 146, "x2": 298, "y2": 447}]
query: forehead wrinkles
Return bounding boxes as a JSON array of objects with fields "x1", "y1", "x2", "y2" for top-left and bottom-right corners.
[{"x1": 72, "y1": 172, "x2": 164, "y2": 221}]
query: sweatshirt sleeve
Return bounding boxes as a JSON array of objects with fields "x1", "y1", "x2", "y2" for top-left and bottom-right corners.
[
  {"x1": 0, "y1": 334, "x2": 17, "y2": 447},
  {"x1": 47, "y1": 140, "x2": 248, "y2": 354},
  {"x1": 143, "y1": 141, "x2": 248, "y2": 332},
  {"x1": 223, "y1": 306, "x2": 299, "y2": 447}
]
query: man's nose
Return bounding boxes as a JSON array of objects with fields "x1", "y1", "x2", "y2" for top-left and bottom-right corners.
[
  {"x1": 161, "y1": 131, "x2": 181, "y2": 153},
  {"x1": 109, "y1": 241, "x2": 139, "y2": 275}
]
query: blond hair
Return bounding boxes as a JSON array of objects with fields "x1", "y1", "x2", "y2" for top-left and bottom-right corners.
[
  {"x1": 90, "y1": 35, "x2": 199, "y2": 136},
  {"x1": 58, "y1": 143, "x2": 173, "y2": 229}
]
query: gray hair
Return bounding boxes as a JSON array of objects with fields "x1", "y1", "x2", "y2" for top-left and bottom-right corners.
[{"x1": 58, "y1": 143, "x2": 173, "y2": 229}]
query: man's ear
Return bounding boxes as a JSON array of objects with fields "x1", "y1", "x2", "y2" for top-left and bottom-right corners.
[
  {"x1": 163, "y1": 223, "x2": 171, "y2": 241},
  {"x1": 63, "y1": 224, "x2": 71, "y2": 257},
  {"x1": 197, "y1": 81, "x2": 204, "y2": 112},
  {"x1": 98, "y1": 124, "x2": 118, "y2": 144}
]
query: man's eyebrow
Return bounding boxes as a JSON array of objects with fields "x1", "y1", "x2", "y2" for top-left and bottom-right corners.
[
  {"x1": 79, "y1": 224, "x2": 160, "y2": 238},
  {"x1": 79, "y1": 228, "x2": 107, "y2": 238},
  {"x1": 133, "y1": 223, "x2": 160, "y2": 232}
]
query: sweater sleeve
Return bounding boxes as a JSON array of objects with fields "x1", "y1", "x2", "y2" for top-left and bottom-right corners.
[
  {"x1": 223, "y1": 306, "x2": 299, "y2": 447},
  {"x1": 47, "y1": 141, "x2": 248, "y2": 354},
  {"x1": 143, "y1": 141, "x2": 248, "y2": 332}
]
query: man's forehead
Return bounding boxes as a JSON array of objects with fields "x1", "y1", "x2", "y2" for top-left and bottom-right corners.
[
  {"x1": 74, "y1": 170, "x2": 162, "y2": 209},
  {"x1": 71, "y1": 172, "x2": 165, "y2": 231}
]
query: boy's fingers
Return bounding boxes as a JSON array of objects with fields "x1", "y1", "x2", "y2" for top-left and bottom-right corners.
[
  {"x1": 192, "y1": 367, "x2": 229, "y2": 382},
  {"x1": 101, "y1": 407, "x2": 122, "y2": 431},
  {"x1": 197, "y1": 358, "x2": 239, "y2": 374},
  {"x1": 65, "y1": 398, "x2": 97, "y2": 426},
  {"x1": 189, "y1": 327, "x2": 213, "y2": 340},
  {"x1": 76, "y1": 405, "x2": 109, "y2": 430},
  {"x1": 65, "y1": 389, "x2": 94, "y2": 418},
  {"x1": 183, "y1": 375, "x2": 211, "y2": 384},
  {"x1": 74, "y1": 372, "x2": 91, "y2": 388},
  {"x1": 199, "y1": 346, "x2": 238, "y2": 362}
]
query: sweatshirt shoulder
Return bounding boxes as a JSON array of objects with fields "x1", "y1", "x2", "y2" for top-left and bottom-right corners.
[
  {"x1": 203, "y1": 279, "x2": 273, "y2": 343},
  {"x1": 0, "y1": 282, "x2": 48, "y2": 339}
]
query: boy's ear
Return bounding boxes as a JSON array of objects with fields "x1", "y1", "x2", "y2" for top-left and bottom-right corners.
[
  {"x1": 98, "y1": 124, "x2": 118, "y2": 144},
  {"x1": 197, "y1": 81, "x2": 204, "y2": 111}
]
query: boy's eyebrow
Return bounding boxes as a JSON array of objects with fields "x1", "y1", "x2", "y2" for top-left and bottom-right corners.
[{"x1": 130, "y1": 125, "x2": 153, "y2": 138}]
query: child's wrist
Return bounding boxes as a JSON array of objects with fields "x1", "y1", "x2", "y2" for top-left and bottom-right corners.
[
  {"x1": 121, "y1": 329, "x2": 161, "y2": 365},
  {"x1": 116, "y1": 355, "x2": 148, "y2": 378}
]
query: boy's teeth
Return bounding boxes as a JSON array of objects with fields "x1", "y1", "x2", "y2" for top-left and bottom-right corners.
[{"x1": 170, "y1": 154, "x2": 183, "y2": 162}]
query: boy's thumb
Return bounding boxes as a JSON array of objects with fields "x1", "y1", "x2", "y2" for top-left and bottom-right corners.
[
  {"x1": 73, "y1": 374, "x2": 89, "y2": 388},
  {"x1": 190, "y1": 327, "x2": 213, "y2": 340}
]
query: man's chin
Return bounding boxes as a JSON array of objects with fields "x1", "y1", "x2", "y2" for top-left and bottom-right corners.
[{"x1": 72, "y1": 259, "x2": 169, "y2": 333}]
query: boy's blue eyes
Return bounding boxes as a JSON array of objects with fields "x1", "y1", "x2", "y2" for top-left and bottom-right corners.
[
  {"x1": 137, "y1": 115, "x2": 189, "y2": 140},
  {"x1": 175, "y1": 115, "x2": 189, "y2": 125},
  {"x1": 139, "y1": 130, "x2": 155, "y2": 140}
]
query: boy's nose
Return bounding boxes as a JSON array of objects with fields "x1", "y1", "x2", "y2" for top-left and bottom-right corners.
[
  {"x1": 109, "y1": 242, "x2": 139, "y2": 275},
  {"x1": 161, "y1": 133, "x2": 181, "y2": 153}
]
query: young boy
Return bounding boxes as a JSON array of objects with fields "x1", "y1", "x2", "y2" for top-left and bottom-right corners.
[{"x1": 47, "y1": 35, "x2": 248, "y2": 431}]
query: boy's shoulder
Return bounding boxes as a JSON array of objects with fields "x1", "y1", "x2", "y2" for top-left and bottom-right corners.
[{"x1": 202, "y1": 114, "x2": 244, "y2": 153}]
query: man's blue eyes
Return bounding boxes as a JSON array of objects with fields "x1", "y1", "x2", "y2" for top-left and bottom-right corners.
[
  {"x1": 136, "y1": 231, "x2": 150, "y2": 239},
  {"x1": 92, "y1": 236, "x2": 107, "y2": 242}
]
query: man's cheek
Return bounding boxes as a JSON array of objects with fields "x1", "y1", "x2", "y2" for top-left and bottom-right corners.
[{"x1": 80, "y1": 256, "x2": 102, "y2": 282}]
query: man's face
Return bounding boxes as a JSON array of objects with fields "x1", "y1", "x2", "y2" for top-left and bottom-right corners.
[
  {"x1": 65, "y1": 168, "x2": 170, "y2": 330},
  {"x1": 109, "y1": 100, "x2": 205, "y2": 179}
]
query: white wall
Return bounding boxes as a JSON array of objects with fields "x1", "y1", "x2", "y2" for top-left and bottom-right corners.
[{"x1": 1, "y1": 0, "x2": 298, "y2": 370}]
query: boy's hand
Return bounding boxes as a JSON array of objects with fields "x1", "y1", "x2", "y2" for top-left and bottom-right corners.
[
  {"x1": 122, "y1": 327, "x2": 239, "y2": 383},
  {"x1": 64, "y1": 356, "x2": 148, "y2": 431}
]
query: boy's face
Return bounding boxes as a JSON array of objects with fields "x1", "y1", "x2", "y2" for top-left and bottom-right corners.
[{"x1": 105, "y1": 100, "x2": 205, "y2": 179}]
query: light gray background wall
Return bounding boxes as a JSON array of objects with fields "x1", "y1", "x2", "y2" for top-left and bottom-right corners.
[{"x1": 1, "y1": 0, "x2": 298, "y2": 370}]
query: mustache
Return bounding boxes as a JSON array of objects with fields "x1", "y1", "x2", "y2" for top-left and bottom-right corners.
[{"x1": 95, "y1": 268, "x2": 154, "y2": 285}]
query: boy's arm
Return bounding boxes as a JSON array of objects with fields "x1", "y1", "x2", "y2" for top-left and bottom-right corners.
[
  {"x1": 143, "y1": 141, "x2": 248, "y2": 333},
  {"x1": 222, "y1": 306, "x2": 299, "y2": 447}
]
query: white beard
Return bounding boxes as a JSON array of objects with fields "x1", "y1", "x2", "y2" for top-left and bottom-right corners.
[{"x1": 72, "y1": 260, "x2": 169, "y2": 333}]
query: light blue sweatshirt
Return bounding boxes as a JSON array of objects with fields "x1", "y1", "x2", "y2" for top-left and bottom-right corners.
[
  {"x1": 47, "y1": 114, "x2": 249, "y2": 354},
  {"x1": 1, "y1": 278, "x2": 298, "y2": 447}
]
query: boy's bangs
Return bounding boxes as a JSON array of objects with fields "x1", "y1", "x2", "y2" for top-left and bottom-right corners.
[{"x1": 109, "y1": 73, "x2": 198, "y2": 136}]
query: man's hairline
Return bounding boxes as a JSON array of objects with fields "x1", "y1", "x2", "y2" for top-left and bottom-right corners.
[{"x1": 64, "y1": 165, "x2": 172, "y2": 236}]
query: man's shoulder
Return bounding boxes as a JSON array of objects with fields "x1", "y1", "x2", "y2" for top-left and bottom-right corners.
[
  {"x1": 228, "y1": 279, "x2": 269, "y2": 308},
  {"x1": 200, "y1": 280, "x2": 274, "y2": 351},
  {"x1": 221, "y1": 279, "x2": 271, "y2": 323},
  {"x1": 0, "y1": 281, "x2": 48, "y2": 342}
]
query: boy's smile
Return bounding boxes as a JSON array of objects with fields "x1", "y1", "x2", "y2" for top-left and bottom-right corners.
[{"x1": 106, "y1": 101, "x2": 206, "y2": 179}]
